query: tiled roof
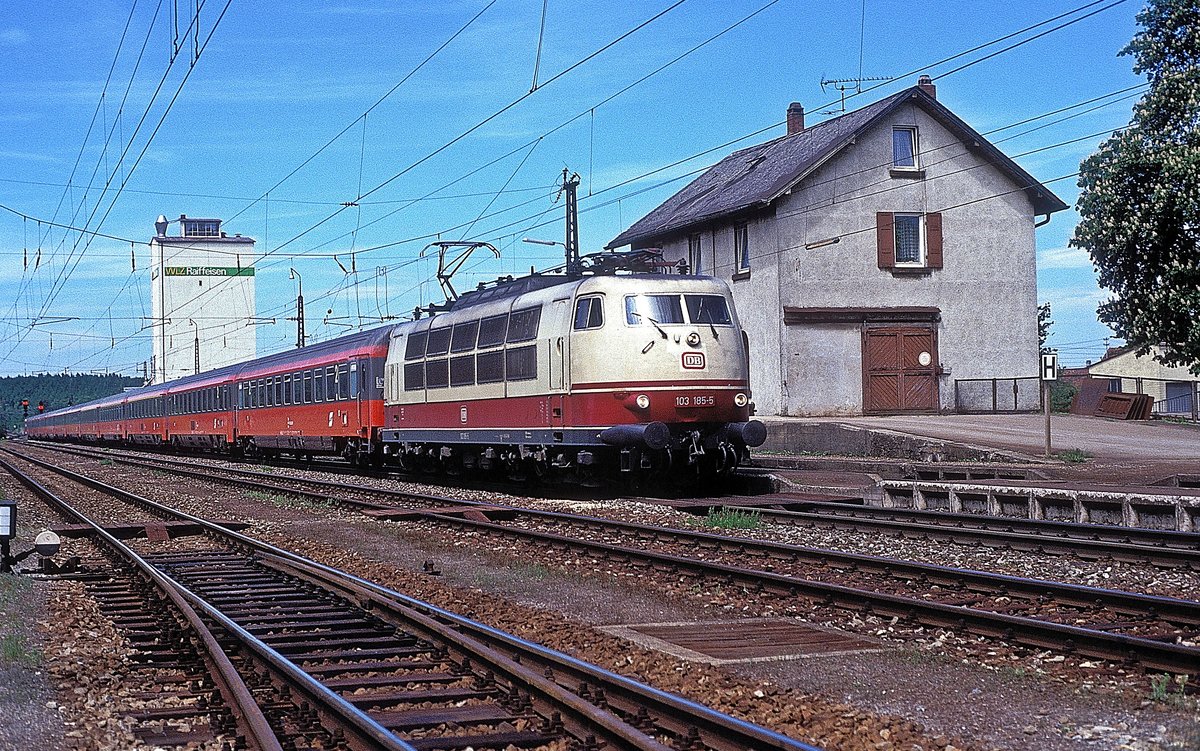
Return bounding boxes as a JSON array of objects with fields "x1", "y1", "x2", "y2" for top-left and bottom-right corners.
[{"x1": 608, "y1": 87, "x2": 1068, "y2": 249}]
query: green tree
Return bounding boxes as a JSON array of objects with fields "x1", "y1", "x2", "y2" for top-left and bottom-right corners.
[
  {"x1": 1071, "y1": 0, "x2": 1200, "y2": 372},
  {"x1": 1038, "y1": 302, "x2": 1053, "y2": 354}
]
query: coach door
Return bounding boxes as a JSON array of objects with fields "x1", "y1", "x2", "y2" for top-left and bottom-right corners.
[
  {"x1": 348, "y1": 359, "x2": 364, "y2": 429},
  {"x1": 862, "y1": 325, "x2": 938, "y2": 414}
]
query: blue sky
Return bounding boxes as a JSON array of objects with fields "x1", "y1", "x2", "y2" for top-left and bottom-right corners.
[{"x1": 0, "y1": 0, "x2": 1145, "y2": 376}]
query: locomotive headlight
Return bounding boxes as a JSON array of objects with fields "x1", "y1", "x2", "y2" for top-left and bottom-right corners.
[
  {"x1": 734, "y1": 393, "x2": 749, "y2": 408},
  {"x1": 635, "y1": 394, "x2": 651, "y2": 410},
  {"x1": 685, "y1": 332, "x2": 701, "y2": 347}
]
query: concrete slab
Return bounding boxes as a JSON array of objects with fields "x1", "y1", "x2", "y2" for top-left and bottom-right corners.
[{"x1": 762, "y1": 413, "x2": 1199, "y2": 463}]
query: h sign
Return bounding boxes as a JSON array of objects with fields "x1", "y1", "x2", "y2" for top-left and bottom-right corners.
[{"x1": 1040, "y1": 352, "x2": 1058, "y2": 381}]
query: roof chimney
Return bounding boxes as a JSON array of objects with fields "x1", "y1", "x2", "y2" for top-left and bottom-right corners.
[
  {"x1": 918, "y1": 75, "x2": 936, "y2": 99},
  {"x1": 786, "y1": 102, "x2": 805, "y2": 135}
]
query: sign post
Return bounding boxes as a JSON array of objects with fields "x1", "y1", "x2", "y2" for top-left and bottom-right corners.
[{"x1": 1040, "y1": 352, "x2": 1058, "y2": 458}]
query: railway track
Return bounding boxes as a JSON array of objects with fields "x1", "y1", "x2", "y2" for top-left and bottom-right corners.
[
  {"x1": 656, "y1": 494, "x2": 1200, "y2": 568},
  {"x1": 0, "y1": 447, "x2": 820, "y2": 751},
  {"x1": 29, "y1": 441, "x2": 1200, "y2": 571},
  {"x1": 13, "y1": 443, "x2": 1200, "y2": 674}
]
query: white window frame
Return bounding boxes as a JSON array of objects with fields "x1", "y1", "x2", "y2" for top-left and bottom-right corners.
[
  {"x1": 687, "y1": 233, "x2": 703, "y2": 274},
  {"x1": 892, "y1": 126, "x2": 919, "y2": 170},
  {"x1": 734, "y1": 223, "x2": 750, "y2": 272},
  {"x1": 893, "y1": 213, "x2": 925, "y2": 266}
]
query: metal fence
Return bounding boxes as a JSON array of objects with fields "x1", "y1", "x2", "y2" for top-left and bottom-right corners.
[{"x1": 953, "y1": 376, "x2": 1043, "y2": 414}]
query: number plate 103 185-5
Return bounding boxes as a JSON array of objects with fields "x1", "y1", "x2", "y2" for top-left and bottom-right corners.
[{"x1": 675, "y1": 394, "x2": 715, "y2": 408}]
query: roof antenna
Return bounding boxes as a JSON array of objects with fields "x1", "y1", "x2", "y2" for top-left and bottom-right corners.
[{"x1": 818, "y1": 75, "x2": 893, "y2": 114}]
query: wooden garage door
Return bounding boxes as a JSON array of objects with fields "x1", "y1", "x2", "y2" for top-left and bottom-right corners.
[{"x1": 863, "y1": 326, "x2": 938, "y2": 414}]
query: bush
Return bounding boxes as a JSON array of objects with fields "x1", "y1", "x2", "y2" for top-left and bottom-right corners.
[{"x1": 1050, "y1": 382, "x2": 1078, "y2": 413}]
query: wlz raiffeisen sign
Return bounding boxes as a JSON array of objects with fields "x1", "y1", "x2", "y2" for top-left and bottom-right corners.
[{"x1": 164, "y1": 266, "x2": 255, "y2": 277}]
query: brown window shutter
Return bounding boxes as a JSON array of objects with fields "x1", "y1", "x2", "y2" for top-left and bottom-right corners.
[
  {"x1": 876, "y1": 212, "x2": 895, "y2": 269},
  {"x1": 925, "y1": 212, "x2": 943, "y2": 268}
]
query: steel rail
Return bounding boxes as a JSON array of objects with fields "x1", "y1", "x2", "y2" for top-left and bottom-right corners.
[
  {"x1": 417, "y1": 511, "x2": 1200, "y2": 673},
  {"x1": 30, "y1": 445, "x2": 1200, "y2": 629},
  {"x1": 0, "y1": 456, "x2": 288, "y2": 751},
  {"x1": 1, "y1": 445, "x2": 822, "y2": 751},
  {"x1": 641, "y1": 502, "x2": 1200, "y2": 568},
  {"x1": 754, "y1": 497, "x2": 1200, "y2": 550},
  {"x1": 39, "y1": 442, "x2": 1200, "y2": 570},
  {"x1": 261, "y1": 550, "x2": 817, "y2": 751}
]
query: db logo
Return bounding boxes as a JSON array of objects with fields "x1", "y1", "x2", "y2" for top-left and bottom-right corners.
[{"x1": 681, "y1": 352, "x2": 706, "y2": 369}]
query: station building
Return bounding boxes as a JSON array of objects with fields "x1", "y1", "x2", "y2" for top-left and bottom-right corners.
[
  {"x1": 608, "y1": 79, "x2": 1068, "y2": 416},
  {"x1": 149, "y1": 214, "x2": 258, "y2": 384}
]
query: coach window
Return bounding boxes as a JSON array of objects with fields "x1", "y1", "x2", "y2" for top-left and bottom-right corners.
[
  {"x1": 477, "y1": 313, "x2": 508, "y2": 348},
  {"x1": 325, "y1": 367, "x2": 335, "y2": 401},
  {"x1": 291, "y1": 372, "x2": 300, "y2": 403},
  {"x1": 264, "y1": 379, "x2": 273, "y2": 407},
  {"x1": 507, "y1": 307, "x2": 541, "y2": 343},
  {"x1": 337, "y1": 364, "x2": 349, "y2": 399},
  {"x1": 404, "y1": 361, "x2": 425, "y2": 391},
  {"x1": 573, "y1": 297, "x2": 604, "y2": 330},
  {"x1": 426, "y1": 326, "x2": 452, "y2": 357},
  {"x1": 451, "y1": 320, "x2": 479, "y2": 353},
  {"x1": 314, "y1": 370, "x2": 325, "y2": 402},
  {"x1": 303, "y1": 371, "x2": 313, "y2": 403},
  {"x1": 505, "y1": 346, "x2": 537, "y2": 381},
  {"x1": 405, "y1": 331, "x2": 427, "y2": 360},
  {"x1": 450, "y1": 354, "x2": 475, "y2": 387},
  {"x1": 273, "y1": 377, "x2": 282, "y2": 406},
  {"x1": 425, "y1": 358, "x2": 449, "y2": 389},
  {"x1": 349, "y1": 362, "x2": 359, "y2": 399},
  {"x1": 258, "y1": 379, "x2": 266, "y2": 408}
]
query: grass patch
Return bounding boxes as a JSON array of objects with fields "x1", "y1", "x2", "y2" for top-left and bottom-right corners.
[
  {"x1": 1056, "y1": 448, "x2": 1092, "y2": 464},
  {"x1": 1149, "y1": 673, "x2": 1193, "y2": 707},
  {"x1": 0, "y1": 574, "x2": 30, "y2": 609},
  {"x1": 247, "y1": 489, "x2": 332, "y2": 510},
  {"x1": 704, "y1": 506, "x2": 761, "y2": 530},
  {"x1": 98, "y1": 458, "x2": 113, "y2": 466},
  {"x1": 0, "y1": 633, "x2": 39, "y2": 666}
]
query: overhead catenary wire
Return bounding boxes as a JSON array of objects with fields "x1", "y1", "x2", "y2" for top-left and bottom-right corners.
[
  {"x1": 62, "y1": 120, "x2": 1127, "y2": 375},
  {"x1": 2, "y1": 0, "x2": 234, "y2": 365},
  {"x1": 74, "y1": 0, "x2": 707, "y2": 359},
  {"x1": 15, "y1": 0, "x2": 1134, "y2": 375}
]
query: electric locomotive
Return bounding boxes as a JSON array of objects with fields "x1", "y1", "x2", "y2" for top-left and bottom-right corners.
[{"x1": 380, "y1": 255, "x2": 764, "y2": 481}]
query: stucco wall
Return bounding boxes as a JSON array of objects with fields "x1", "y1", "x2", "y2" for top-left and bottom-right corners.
[
  {"x1": 1090, "y1": 347, "x2": 1200, "y2": 404},
  {"x1": 652, "y1": 98, "x2": 1045, "y2": 416}
]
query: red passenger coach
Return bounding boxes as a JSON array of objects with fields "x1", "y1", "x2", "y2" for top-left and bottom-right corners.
[
  {"x1": 25, "y1": 327, "x2": 391, "y2": 465},
  {"x1": 228, "y1": 327, "x2": 389, "y2": 462}
]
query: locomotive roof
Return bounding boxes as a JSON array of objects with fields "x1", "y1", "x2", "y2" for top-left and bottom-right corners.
[{"x1": 451, "y1": 273, "x2": 576, "y2": 310}]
